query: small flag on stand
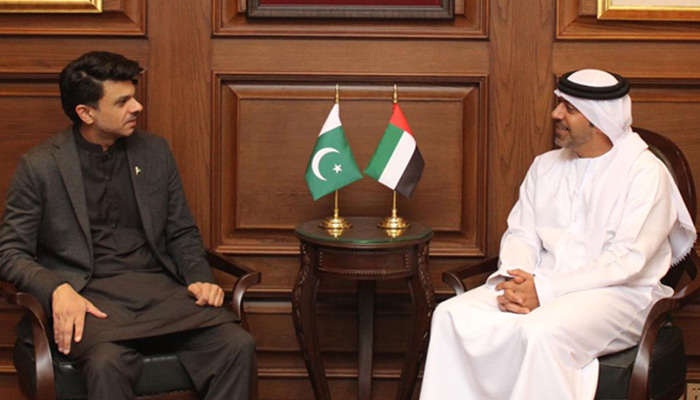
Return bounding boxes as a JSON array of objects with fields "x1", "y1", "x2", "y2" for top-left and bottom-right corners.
[
  {"x1": 364, "y1": 103, "x2": 424, "y2": 198},
  {"x1": 305, "y1": 104, "x2": 362, "y2": 201}
]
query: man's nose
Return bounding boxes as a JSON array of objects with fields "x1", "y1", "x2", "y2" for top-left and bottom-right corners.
[
  {"x1": 131, "y1": 99, "x2": 143, "y2": 114},
  {"x1": 551, "y1": 103, "x2": 565, "y2": 119}
]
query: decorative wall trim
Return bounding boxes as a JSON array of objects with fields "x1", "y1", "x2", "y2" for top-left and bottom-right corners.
[{"x1": 211, "y1": 73, "x2": 488, "y2": 256}]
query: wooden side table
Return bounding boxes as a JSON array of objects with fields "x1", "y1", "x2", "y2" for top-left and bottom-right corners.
[{"x1": 292, "y1": 217, "x2": 434, "y2": 400}]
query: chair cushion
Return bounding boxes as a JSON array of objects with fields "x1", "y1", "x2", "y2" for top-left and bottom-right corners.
[
  {"x1": 14, "y1": 339, "x2": 196, "y2": 399},
  {"x1": 595, "y1": 324, "x2": 686, "y2": 400}
]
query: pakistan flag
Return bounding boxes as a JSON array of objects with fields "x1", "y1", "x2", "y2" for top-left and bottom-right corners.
[{"x1": 305, "y1": 104, "x2": 362, "y2": 201}]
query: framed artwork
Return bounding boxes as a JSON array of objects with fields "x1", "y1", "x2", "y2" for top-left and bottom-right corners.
[
  {"x1": 247, "y1": 0, "x2": 454, "y2": 19},
  {"x1": 0, "y1": 0, "x2": 102, "y2": 13},
  {"x1": 598, "y1": 0, "x2": 700, "y2": 21}
]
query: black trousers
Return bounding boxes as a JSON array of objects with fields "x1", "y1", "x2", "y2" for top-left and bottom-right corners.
[{"x1": 74, "y1": 322, "x2": 256, "y2": 400}]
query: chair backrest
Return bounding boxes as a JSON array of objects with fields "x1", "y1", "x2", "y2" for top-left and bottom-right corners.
[{"x1": 634, "y1": 127, "x2": 698, "y2": 292}]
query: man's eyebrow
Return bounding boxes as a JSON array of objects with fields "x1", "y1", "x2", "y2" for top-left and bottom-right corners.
[{"x1": 560, "y1": 99, "x2": 578, "y2": 111}]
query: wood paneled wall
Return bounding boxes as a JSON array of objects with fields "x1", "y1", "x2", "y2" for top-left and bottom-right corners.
[{"x1": 0, "y1": 0, "x2": 699, "y2": 399}]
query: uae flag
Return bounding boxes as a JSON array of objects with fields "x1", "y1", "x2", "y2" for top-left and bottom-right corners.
[
  {"x1": 364, "y1": 104, "x2": 424, "y2": 198},
  {"x1": 305, "y1": 104, "x2": 363, "y2": 201}
]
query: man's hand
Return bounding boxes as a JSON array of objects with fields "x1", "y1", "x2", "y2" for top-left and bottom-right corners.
[
  {"x1": 187, "y1": 282, "x2": 225, "y2": 307},
  {"x1": 495, "y1": 269, "x2": 540, "y2": 314},
  {"x1": 52, "y1": 283, "x2": 107, "y2": 355}
]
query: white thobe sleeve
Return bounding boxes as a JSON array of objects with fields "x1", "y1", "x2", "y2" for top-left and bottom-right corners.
[
  {"x1": 539, "y1": 159, "x2": 677, "y2": 298},
  {"x1": 486, "y1": 160, "x2": 543, "y2": 288}
]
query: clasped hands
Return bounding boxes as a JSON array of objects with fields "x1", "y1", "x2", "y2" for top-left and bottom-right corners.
[
  {"x1": 495, "y1": 269, "x2": 540, "y2": 314},
  {"x1": 51, "y1": 281, "x2": 224, "y2": 355}
]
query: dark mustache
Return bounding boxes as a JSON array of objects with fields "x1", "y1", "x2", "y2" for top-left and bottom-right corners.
[{"x1": 554, "y1": 121, "x2": 568, "y2": 130}]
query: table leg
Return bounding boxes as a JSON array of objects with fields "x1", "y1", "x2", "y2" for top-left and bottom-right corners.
[
  {"x1": 395, "y1": 243, "x2": 434, "y2": 400},
  {"x1": 292, "y1": 243, "x2": 331, "y2": 400},
  {"x1": 358, "y1": 280, "x2": 375, "y2": 400}
]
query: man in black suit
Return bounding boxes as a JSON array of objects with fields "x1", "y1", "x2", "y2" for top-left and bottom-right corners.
[{"x1": 0, "y1": 51, "x2": 256, "y2": 400}]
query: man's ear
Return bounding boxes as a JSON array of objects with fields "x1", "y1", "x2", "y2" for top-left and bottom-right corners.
[{"x1": 75, "y1": 105, "x2": 94, "y2": 125}]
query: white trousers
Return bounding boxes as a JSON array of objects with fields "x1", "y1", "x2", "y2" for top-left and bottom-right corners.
[{"x1": 419, "y1": 285, "x2": 655, "y2": 400}]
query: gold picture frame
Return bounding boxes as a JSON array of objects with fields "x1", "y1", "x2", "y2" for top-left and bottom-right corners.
[
  {"x1": 0, "y1": 0, "x2": 102, "y2": 13},
  {"x1": 598, "y1": 0, "x2": 700, "y2": 21}
]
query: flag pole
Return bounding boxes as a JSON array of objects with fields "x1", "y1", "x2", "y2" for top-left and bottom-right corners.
[
  {"x1": 379, "y1": 84, "x2": 410, "y2": 233},
  {"x1": 320, "y1": 84, "x2": 352, "y2": 232}
]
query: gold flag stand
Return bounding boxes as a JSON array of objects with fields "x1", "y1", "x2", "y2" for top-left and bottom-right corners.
[
  {"x1": 378, "y1": 190, "x2": 409, "y2": 230},
  {"x1": 378, "y1": 85, "x2": 410, "y2": 232},
  {"x1": 319, "y1": 84, "x2": 351, "y2": 232},
  {"x1": 320, "y1": 189, "x2": 352, "y2": 230}
]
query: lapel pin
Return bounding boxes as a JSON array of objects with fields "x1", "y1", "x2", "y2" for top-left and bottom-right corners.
[{"x1": 135, "y1": 166, "x2": 142, "y2": 176}]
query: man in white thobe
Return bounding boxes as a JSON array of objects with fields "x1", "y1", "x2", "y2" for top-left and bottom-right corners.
[{"x1": 419, "y1": 69, "x2": 697, "y2": 400}]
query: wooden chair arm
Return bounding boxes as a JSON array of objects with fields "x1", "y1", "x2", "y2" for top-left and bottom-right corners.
[
  {"x1": 205, "y1": 249, "x2": 261, "y2": 330},
  {"x1": 1, "y1": 280, "x2": 56, "y2": 400},
  {"x1": 626, "y1": 295, "x2": 677, "y2": 400},
  {"x1": 442, "y1": 258, "x2": 499, "y2": 295},
  {"x1": 628, "y1": 252, "x2": 700, "y2": 399}
]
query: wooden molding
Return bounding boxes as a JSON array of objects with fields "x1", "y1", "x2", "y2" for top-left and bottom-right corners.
[
  {"x1": 557, "y1": 0, "x2": 700, "y2": 40},
  {"x1": 211, "y1": 73, "x2": 488, "y2": 256},
  {"x1": 0, "y1": 0, "x2": 145, "y2": 35},
  {"x1": 213, "y1": 0, "x2": 486, "y2": 38}
]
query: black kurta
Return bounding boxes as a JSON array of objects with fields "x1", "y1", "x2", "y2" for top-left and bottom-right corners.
[{"x1": 71, "y1": 129, "x2": 234, "y2": 357}]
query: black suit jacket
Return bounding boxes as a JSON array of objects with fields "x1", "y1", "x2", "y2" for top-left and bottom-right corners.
[{"x1": 0, "y1": 128, "x2": 214, "y2": 313}]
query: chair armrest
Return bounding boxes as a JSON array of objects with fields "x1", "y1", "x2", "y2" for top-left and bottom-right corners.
[
  {"x1": 2, "y1": 280, "x2": 47, "y2": 321},
  {"x1": 1, "y1": 280, "x2": 57, "y2": 399},
  {"x1": 627, "y1": 252, "x2": 700, "y2": 399},
  {"x1": 442, "y1": 258, "x2": 499, "y2": 295},
  {"x1": 627, "y1": 296, "x2": 676, "y2": 400},
  {"x1": 205, "y1": 249, "x2": 261, "y2": 330}
]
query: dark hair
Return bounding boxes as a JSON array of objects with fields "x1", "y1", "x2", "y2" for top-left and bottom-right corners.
[{"x1": 59, "y1": 51, "x2": 143, "y2": 124}]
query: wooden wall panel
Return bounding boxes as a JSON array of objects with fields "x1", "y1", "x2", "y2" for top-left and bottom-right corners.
[
  {"x1": 487, "y1": 0, "x2": 555, "y2": 255},
  {"x1": 213, "y1": 0, "x2": 486, "y2": 38},
  {"x1": 0, "y1": 75, "x2": 67, "y2": 202},
  {"x1": 147, "y1": 0, "x2": 212, "y2": 242},
  {"x1": 0, "y1": 374, "x2": 23, "y2": 400},
  {"x1": 212, "y1": 76, "x2": 487, "y2": 256},
  {"x1": 0, "y1": 0, "x2": 146, "y2": 36},
  {"x1": 553, "y1": 42, "x2": 700, "y2": 79}
]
